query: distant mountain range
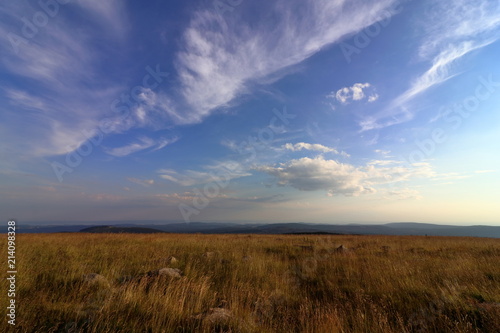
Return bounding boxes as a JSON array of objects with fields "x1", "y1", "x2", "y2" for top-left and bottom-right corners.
[
  {"x1": 14, "y1": 222, "x2": 500, "y2": 238},
  {"x1": 80, "y1": 226, "x2": 166, "y2": 234}
]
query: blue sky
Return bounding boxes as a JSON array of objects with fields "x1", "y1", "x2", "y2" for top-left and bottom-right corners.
[{"x1": 1, "y1": 0, "x2": 499, "y2": 225}]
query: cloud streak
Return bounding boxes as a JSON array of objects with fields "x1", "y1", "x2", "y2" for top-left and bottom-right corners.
[
  {"x1": 0, "y1": 1, "x2": 129, "y2": 161},
  {"x1": 359, "y1": 0, "x2": 500, "y2": 131},
  {"x1": 158, "y1": 160, "x2": 251, "y2": 186},
  {"x1": 106, "y1": 137, "x2": 176, "y2": 157}
]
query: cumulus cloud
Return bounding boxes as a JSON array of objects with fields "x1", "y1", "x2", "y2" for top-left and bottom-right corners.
[
  {"x1": 256, "y1": 156, "x2": 435, "y2": 197},
  {"x1": 327, "y1": 83, "x2": 379, "y2": 104},
  {"x1": 282, "y1": 142, "x2": 350, "y2": 157}
]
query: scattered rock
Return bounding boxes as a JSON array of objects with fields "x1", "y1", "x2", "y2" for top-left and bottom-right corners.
[
  {"x1": 158, "y1": 267, "x2": 182, "y2": 278},
  {"x1": 381, "y1": 246, "x2": 391, "y2": 254},
  {"x1": 294, "y1": 245, "x2": 314, "y2": 252},
  {"x1": 165, "y1": 256, "x2": 178, "y2": 264},
  {"x1": 335, "y1": 245, "x2": 349, "y2": 253},
  {"x1": 118, "y1": 275, "x2": 134, "y2": 284},
  {"x1": 193, "y1": 307, "x2": 232, "y2": 324},
  {"x1": 217, "y1": 300, "x2": 229, "y2": 308},
  {"x1": 317, "y1": 248, "x2": 331, "y2": 256},
  {"x1": 205, "y1": 308, "x2": 231, "y2": 324},
  {"x1": 203, "y1": 251, "x2": 215, "y2": 259},
  {"x1": 83, "y1": 273, "x2": 110, "y2": 288}
]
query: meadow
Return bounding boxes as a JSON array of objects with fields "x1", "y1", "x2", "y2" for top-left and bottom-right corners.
[{"x1": 1, "y1": 233, "x2": 499, "y2": 332}]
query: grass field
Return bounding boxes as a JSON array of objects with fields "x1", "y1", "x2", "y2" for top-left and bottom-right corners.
[{"x1": 1, "y1": 233, "x2": 499, "y2": 332}]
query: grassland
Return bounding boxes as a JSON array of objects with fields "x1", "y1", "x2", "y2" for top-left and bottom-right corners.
[{"x1": 1, "y1": 233, "x2": 499, "y2": 332}]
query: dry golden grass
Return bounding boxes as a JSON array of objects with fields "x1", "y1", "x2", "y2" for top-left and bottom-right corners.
[{"x1": 1, "y1": 233, "x2": 499, "y2": 332}]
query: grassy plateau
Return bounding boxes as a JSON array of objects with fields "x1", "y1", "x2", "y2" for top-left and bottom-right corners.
[{"x1": 1, "y1": 233, "x2": 499, "y2": 332}]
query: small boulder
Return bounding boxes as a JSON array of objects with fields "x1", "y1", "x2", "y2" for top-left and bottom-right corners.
[
  {"x1": 83, "y1": 273, "x2": 110, "y2": 288},
  {"x1": 118, "y1": 275, "x2": 134, "y2": 284},
  {"x1": 205, "y1": 308, "x2": 231, "y2": 324},
  {"x1": 193, "y1": 307, "x2": 232, "y2": 324},
  {"x1": 165, "y1": 256, "x2": 178, "y2": 264},
  {"x1": 335, "y1": 245, "x2": 349, "y2": 253},
  {"x1": 203, "y1": 251, "x2": 215, "y2": 259},
  {"x1": 158, "y1": 267, "x2": 182, "y2": 278}
]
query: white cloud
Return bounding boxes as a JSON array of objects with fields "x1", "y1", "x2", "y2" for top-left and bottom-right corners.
[
  {"x1": 256, "y1": 156, "x2": 435, "y2": 197},
  {"x1": 0, "y1": 0, "x2": 400, "y2": 163},
  {"x1": 283, "y1": 142, "x2": 337, "y2": 153},
  {"x1": 0, "y1": 1, "x2": 127, "y2": 160},
  {"x1": 130, "y1": 88, "x2": 185, "y2": 127},
  {"x1": 282, "y1": 142, "x2": 350, "y2": 157},
  {"x1": 374, "y1": 149, "x2": 392, "y2": 156},
  {"x1": 360, "y1": 0, "x2": 500, "y2": 131},
  {"x1": 158, "y1": 160, "x2": 251, "y2": 186},
  {"x1": 127, "y1": 178, "x2": 155, "y2": 187},
  {"x1": 105, "y1": 136, "x2": 176, "y2": 157},
  {"x1": 384, "y1": 188, "x2": 423, "y2": 200},
  {"x1": 475, "y1": 170, "x2": 496, "y2": 174},
  {"x1": 154, "y1": 137, "x2": 179, "y2": 151},
  {"x1": 105, "y1": 137, "x2": 155, "y2": 157},
  {"x1": 167, "y1": 0, "x2": 399, "y2": 124},
  {"x1": 368, "y1": 160, "x2": 402, "y2": 166},
  {"x1": 392, "y1": 40, "x2": 493, "y2": 109},
  {"x1": 327, "y1": 83, "x2": 378, "y2": 104},
  {"x1": 76, "y1": 0, "x2": 128, "y2": 37}
]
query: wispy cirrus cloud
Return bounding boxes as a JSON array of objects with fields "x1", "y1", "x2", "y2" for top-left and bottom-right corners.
[
  {"x1": 0, "y1": 1, "x2": 128, "y2": 161},
  {"x1": 359, "y1": 0, "x2": 500, "y2": 131},
  {"x1": 1, "y1": 0, "x2": 399, "y2": 162},
  {"x1": 475, "y1": 170, "x2": 496, "y2": 174},
  {"x1": 127, "y1": 178, "x2": 155, "y2": 187},
  {"x1": 105, "y1": 137, "x2": 176, "y2": 157},
  {"x1": 105, "y1": 137, "x2": 156, "y2": 157},
  {"x1": 158, "y1": 160, "x2": 251, "y2": 186},
  {"x1": 165, "y1": 0, "x2": 399, "y2": 124},
  {"x1": 383, "y1": 188, "x2": 423, "y2": 200}
]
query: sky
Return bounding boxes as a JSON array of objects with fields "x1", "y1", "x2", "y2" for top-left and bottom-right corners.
[{"x1": 1, "y1": 0, "x2": 499, "y2": 225}]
